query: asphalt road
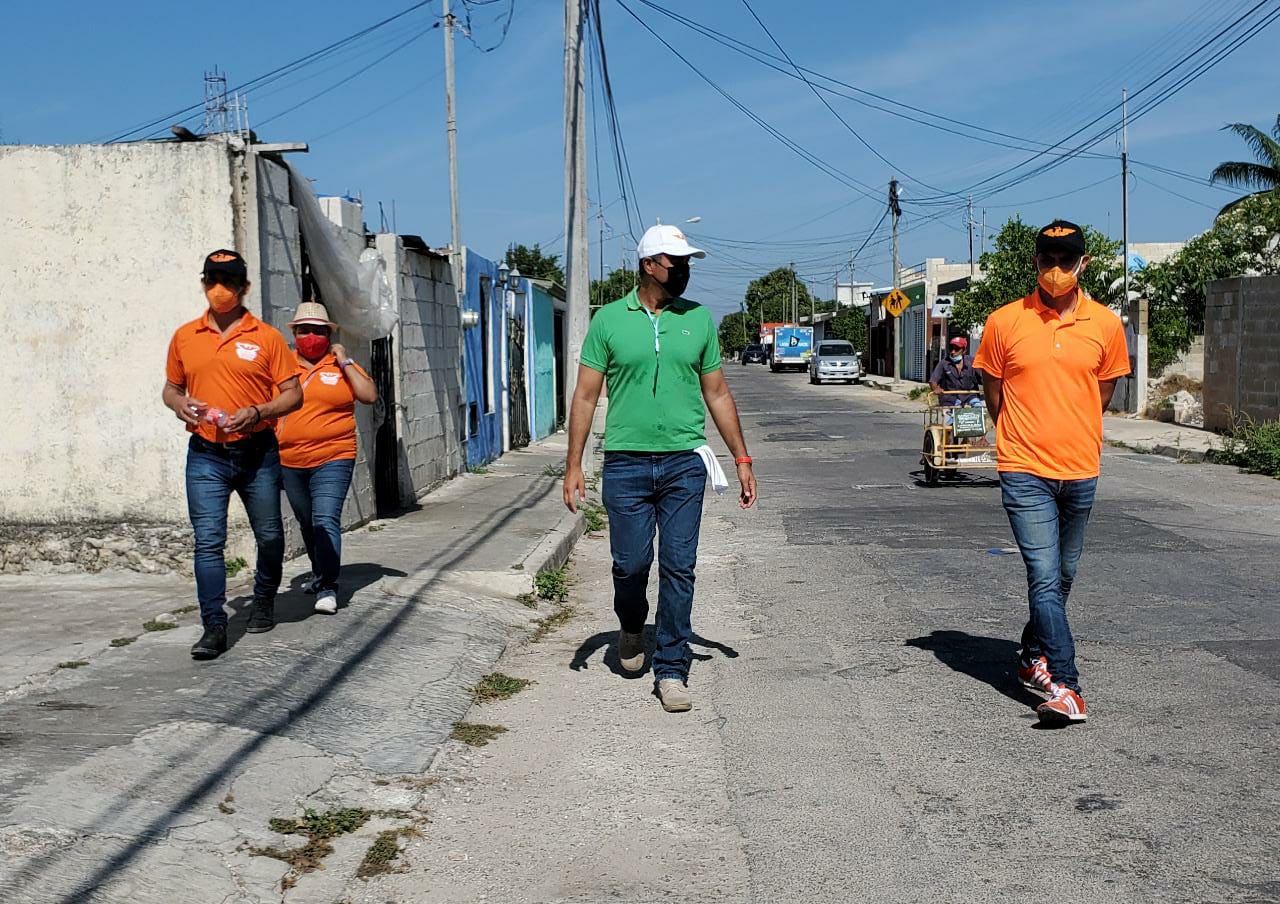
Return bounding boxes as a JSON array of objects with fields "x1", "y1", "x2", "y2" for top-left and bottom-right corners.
[{"x1": 702, "y1": 363, "x2": 1280, "y2": 904}]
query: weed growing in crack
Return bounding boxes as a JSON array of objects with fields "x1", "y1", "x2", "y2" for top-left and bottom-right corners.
[
  {"x1": 542, "y1": 463, "x2": 566, "y2": 479},
  {"x1": 141, "y1": 619, "x2": 178, "y2": 632},
  {"x1": 56, "y1": 661, "x2": 89, "y2": 670},
  {"x1": 531, "y1": 603, "x2": 576, "y2": 643},
  {"x1": 225, "y1": 556, "x2": 249, "y2": 578},
  {"x1": 109, "y1": 637, "x2": 137, "y2": 648},
  {"x1": 357, "y1": 825, "x2": 423, "y2": 879},
  {"x1": 470, "y1": 673, "x2": 531, "y2": 704},
  {"x1": 172, "y1": 605, "x2": 198, "y2": 615},
  {"x1": 451, "y1": 722, "x2": 507, "y2": 747},
  {"x1": 252, "y1": 807, "x2": 376, "y2": 888},
  {"x1": 583, "y1": 502, "x2": 607, "y2": 533},
  {"x1": 534, "y1": 566, "x2": 571, "y2": 601},
  {"x1": 515, "y1": 592, "x2": 538, "y2": 608}
]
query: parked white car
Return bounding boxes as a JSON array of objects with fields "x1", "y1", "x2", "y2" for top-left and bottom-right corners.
[{"x1": 808, "y1": 341, "x2": 863, "y2": 385}]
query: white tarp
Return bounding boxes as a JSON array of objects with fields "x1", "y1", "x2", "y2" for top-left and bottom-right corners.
[{"x1": 286, "y1": 163, "x2": 396, "y2": 340}]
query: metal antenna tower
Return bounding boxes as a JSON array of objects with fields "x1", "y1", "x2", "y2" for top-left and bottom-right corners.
[{"x1": 201, "y1": 69, "x2": 250, "y2": 139}]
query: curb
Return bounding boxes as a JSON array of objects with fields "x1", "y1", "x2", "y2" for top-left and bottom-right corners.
[{"x1": 518, "y1": 508, "x2": 587, "y2": 579}]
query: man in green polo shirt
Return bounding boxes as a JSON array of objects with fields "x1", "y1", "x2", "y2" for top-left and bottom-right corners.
[{"x1": 563, "y1": 224, "x2": 757, "y2": 713}]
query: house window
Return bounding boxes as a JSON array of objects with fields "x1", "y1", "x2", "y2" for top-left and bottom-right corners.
[{"x1": 480, "y1": 276, "x2": 494, "y2": 414}]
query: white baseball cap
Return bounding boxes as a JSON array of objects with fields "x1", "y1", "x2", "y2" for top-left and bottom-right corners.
[{"x1": 636, "y1": 224, "x2": 707, "y2": 261}]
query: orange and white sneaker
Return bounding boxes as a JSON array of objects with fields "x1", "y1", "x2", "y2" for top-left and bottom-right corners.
[
  {"x1": 1017, "y1": 655, "x2": 1054, "y2": 697},
  {"x1": 1037, "y1": 685, "x2": 1088, "y2": 724}
]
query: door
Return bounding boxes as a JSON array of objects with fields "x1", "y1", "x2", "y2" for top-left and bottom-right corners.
[
  {"x1": 508, "y1": 309, "x2": 530, "y2": 448},
  {"x1": 370, "y1": 336, "x2": 400, "y2": 517}
]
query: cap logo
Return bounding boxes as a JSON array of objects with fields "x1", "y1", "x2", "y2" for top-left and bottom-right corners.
[
  {"x1": 1044, "y1": 226, "x2": 1076, "y2": 237},
  {"x1": 210, "y1": 252, "x2": 238, "y2": 262}
]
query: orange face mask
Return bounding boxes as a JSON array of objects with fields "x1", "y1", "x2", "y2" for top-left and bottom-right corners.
[
  {"x1": 205, "y1": 284, "x2": 240, "y2": 313},
  {"x1": 1037, "y1": 265, "x2": 1079, "y2": 298}
]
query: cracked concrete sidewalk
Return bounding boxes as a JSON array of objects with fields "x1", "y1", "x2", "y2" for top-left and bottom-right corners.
[{"x1": 0, "y1": 433, "x2": 593, "y2": 904}]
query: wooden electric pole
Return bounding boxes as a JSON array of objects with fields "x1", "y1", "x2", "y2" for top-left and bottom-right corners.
[
  {"x1": 444, "y1": 0, "x2": 462, "y2": 301},
  {"x1": 890, "y1": 179, "x2": 901, "y2": 381}
]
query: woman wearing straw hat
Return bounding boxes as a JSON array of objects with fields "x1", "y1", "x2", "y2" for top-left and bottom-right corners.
[{"x1": 275, "y1": 302, "x2": 379, "y2": 614}]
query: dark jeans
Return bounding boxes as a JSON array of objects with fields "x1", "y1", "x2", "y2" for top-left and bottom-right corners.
[
  {"x1": 186, "y1": 432, "x2": 285, "y2": 627},
  {"x1": 1000, "y1": 472, "x2": 1098, "y2": 693},
  {"x1": 282, "y1": 458, "x2": 355, "y2": 594},
  {"x1": 602, "y1": 450, "x2": 706, "y2": 682}
]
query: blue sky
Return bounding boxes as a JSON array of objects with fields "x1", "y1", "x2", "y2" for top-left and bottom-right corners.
[{"x1": 2, "y1": 0, "x2": 1276, "y2": 321}]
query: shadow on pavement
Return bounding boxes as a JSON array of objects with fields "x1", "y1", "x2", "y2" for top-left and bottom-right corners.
[
  {"x1": 904, "y1": 629, "x2": 1042, "y2": 709},
  {"x1": 570, "y1": 626, "x2": 740, "y2": 679},
  {"x1": 10, "y1": 479, "x2": 556, "y2": 904},
  {"x1": 221, "y1": 562, "x2": 410, "y2": 650}
]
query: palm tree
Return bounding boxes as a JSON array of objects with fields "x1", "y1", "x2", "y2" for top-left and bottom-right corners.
[{"x1": 1210, "y1": 115, "x2": 1280, "y2": 218}]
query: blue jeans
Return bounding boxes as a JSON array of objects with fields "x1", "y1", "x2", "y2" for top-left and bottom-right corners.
[
  {"x1": 282, "y1": 458, "x2": 355, "y2": 593},
  {"x1": 186, "y1": 433, "x2": 285, "y2": 627},
  {"x1": 1000, "y1": 472, "x2": 1098, "y2": 693},
  {"x1": 602, "y1": 451, "x2": 706, "y2": 682}
]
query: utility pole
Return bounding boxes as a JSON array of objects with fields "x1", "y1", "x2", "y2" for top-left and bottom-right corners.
[
  {"x1": 967, "y1": 195, "x2": 975, "y2": 279},
  {"x1": 444, "y1": 0, "x2": 463, "y2": 303},
  {"x1": 980, "y1": 208, "x2": 987, "y2": 257},
  {"x1": 563, "y1": 0, "x2": 589, "y2": 406},
  {"x1": 1122, "y1": 87, "x2": 1146, "y2": 415},
  {"x1": 789, "y1": 261, "x2": 796, "y2": 323},
  {"x1": 890, "y1": 178, "x2": 902, "y2": 382}
]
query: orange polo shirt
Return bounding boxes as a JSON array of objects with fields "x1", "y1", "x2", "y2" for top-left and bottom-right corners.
[
  {"x1": 274, "y1": 352, "x2": 370, "y2": 469},
  {"x1": 974, "y1": 292, "x2": 1130, "y2": 480},
  {"x1": 165, "y1": 310, "x2": 295, "y2": 443}
]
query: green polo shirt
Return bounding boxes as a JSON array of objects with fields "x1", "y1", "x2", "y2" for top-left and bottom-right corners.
[{"x1": 581, "y1": 289, "x2": 722, "y2": 452}]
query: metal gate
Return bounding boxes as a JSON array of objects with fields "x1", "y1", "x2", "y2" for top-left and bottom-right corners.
[
  {"x1": 508, "y1": 312, "x2": 530, "y2": 449},
  {"x1": 370, "y1": 336, "x2": 401, "y2": 516}
]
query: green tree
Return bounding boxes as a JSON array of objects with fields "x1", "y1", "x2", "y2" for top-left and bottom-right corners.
[
  {"x1": 949, "y1": 217, "x2": 1121, "y2": 332},
  {"x1": 1134, "y1": 192, "x2": 1280, "y2": 371},
  {"x1": 1210, "y1": 116, "x2": 1280, "y2": 218},
  {"x1": 505, "y1": 243, "x2": 565, "y2": 284},
  {"x1": 590, "y1": 266, "x2": 636, "y2": 308},
  {"x1": 718, "y1": 310, "x2": 755, "y2": 356},
  {"x1": 830, "y1": 305, "x2": 868, "y2": 354},
  {"x1": 744, "y1": 267, "x2": 813, "y2": 323}
]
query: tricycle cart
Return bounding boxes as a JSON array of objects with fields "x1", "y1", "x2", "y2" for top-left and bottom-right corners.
[{"x1": 920, "y1": 390, "x2": 997, "y2": 485}]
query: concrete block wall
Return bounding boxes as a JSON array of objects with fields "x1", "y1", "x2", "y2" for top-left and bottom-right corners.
[
  {"x1": 1203, "y1": 276, "x2": 1280, "y2": 431},
  {"x1": 376, "y1": 234, "x2": 465, "y2": 503},
  {"x1": 0, "y1": 141, "x2": 238, "y2": 524}
]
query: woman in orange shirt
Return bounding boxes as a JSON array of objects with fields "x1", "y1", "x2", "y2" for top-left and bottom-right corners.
[{"x1": 275, "y1": 303, "x2": 378, "y2": 614}]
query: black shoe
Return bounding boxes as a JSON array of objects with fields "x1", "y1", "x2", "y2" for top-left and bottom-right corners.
[
  {"x1": 245, "y1": 597, "x2": 276, "y2": 634},
  {"x1": 191, "y1": 625, "x2": 228, "y2": 660}
]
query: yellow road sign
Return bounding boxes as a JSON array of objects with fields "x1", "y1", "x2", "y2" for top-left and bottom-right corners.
[{"x1": 883, "y1": 288, "x2": 911, "y2": 318}]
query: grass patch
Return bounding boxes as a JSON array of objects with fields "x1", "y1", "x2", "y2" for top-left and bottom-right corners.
[
  {"x1": 583, "y1": 502, "x2": 607, "y2": 533},
  {"x1": 451, "y1": 722, "x2": 507, "y2": 747},
  {"x1": 470, "y1": 672, "x2": 531, "y2": 704},
  {"x1": 56, "y1": 660, "x2": 89, "y2": 670},
  {"x1": 907, "y1": 386, "x2": 932, "y2": 401},
  {"x1": 542, "y1": 463, "x2": 566, "y2": 479},
  {"x1": 225, "y1": 556, "x2": 249, "y2": 578},
  {"x1": 357, "y1": 829, "x2": 404, "y2": 878},
  {"x1": 531, "y1": 602, "x2": 576, "y2": 643},
  {"x1": 515, "y1": 591, "x2": 538, "y2": 608},
  {"x1": 534, "y1": 566, "x2": 571, "y2": 602},
  {"x1": 469, "y1": 464, "x2": 490, "y2": 475},
  {"x1": 252, "y1": 807, "x2": 376, "y2": 888},
  {"x1": 141, "y1": 619, "x2": 178, "y2": 632},
  {"x1": 109, "y1": 636, "x2": 137, "y2": 648},
  {"x1": 1219, "y1": 415, "x2": 1280, "y2": 477},
  {"x1": 172, "y1": 605, "x2": 198, "y2": 615}
]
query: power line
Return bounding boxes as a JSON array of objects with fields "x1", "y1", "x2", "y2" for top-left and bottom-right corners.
[{"x1": 102, "y1": 0, "x2": 436, "y2": 143}]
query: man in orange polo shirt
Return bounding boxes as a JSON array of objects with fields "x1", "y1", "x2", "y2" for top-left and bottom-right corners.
[
  {"x1": 163, "y1": 250, "x2": 302, "y2": 660},
  {"x1": 974, "y1": 220, "x2": 1130, "y2": 725}
]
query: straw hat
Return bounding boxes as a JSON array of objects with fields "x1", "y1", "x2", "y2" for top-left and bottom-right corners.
[{"x1": 287, "y1": 302, "x2": 337, "y2": 330}]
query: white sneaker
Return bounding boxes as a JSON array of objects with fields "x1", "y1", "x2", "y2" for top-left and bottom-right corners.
[
  {"x1": 315, "y1": 591, "x2": 338, "y2": 614},
  {"x1": 618, "y1": 630, "x2": 645, "y2": 673},
  {"x1": 657, "y1": 679, "x2": 692, "y2": 713}
]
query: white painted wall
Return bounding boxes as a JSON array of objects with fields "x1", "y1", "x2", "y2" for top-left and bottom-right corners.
[{"x1": 0, "y1": 142, "x2": 238, "y2": 523}]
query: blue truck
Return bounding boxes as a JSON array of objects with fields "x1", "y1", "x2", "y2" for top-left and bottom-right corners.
[{"x1": 769, "y1": 325, "x2": 814, "y2": 373}]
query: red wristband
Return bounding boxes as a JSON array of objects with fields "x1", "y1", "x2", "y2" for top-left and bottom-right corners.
[{"x1": 735, "y1": 456, "x2": 753, "y2": 465}]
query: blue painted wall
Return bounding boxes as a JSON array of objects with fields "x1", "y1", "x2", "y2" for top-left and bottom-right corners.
[
  {"x1": 527, "y1": 282, "x2": 557, "y2": 441},
  {"x1": 463, "y1": 248, "x2": 505, "y2": 468}
]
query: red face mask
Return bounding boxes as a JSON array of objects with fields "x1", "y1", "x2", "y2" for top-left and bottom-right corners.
[{"x1": 295, "y1": 334, "x2": 331, "y2": 360}]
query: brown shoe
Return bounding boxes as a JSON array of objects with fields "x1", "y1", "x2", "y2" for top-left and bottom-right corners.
[
  {"x1": 618, "y1": 630, "x2": 645, "y2": 672},
  {"x1": 657, "y1": 679, "x2": 692, "y2": 713}
]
